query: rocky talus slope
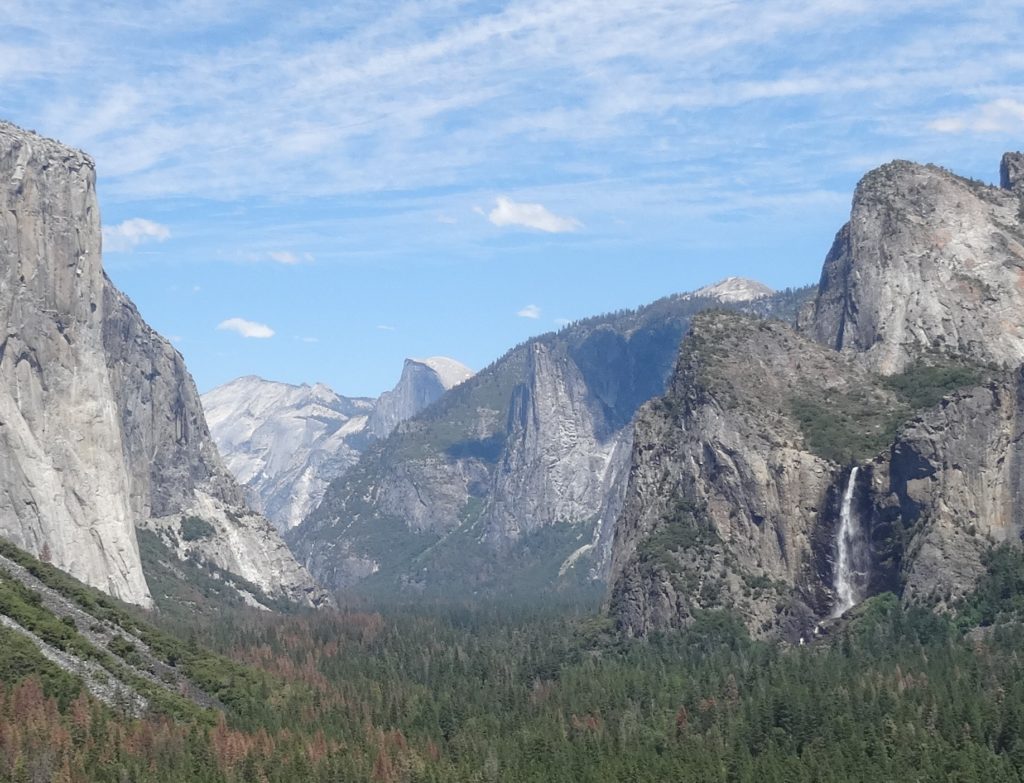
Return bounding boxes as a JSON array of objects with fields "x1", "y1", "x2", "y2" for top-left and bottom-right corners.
[
  {"x1": 0, "y1": 120, "x2": 325, "y2": 609},
  {"x1": 610, "y1": 153, "x2": 1024, "y2": 638},
  {"x1": 289, "y1": 282, "x2": 813, "y2": 597}
]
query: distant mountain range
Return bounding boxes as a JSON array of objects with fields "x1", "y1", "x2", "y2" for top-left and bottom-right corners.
[
  {"x1": 284, "y1": 278, "x2": 812, "y2": 600},
  {"x1": 202, "y1": 357, "x2": 474, "y2": 531}
]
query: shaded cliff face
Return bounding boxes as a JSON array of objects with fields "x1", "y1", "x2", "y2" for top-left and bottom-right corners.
[
  {"x1": 202, "y1": 376, "x2": 374, "y2": 531},
  {"x1": 289, "y1": 286, "x2": 813, "y2": 597},
  {"x1": 0, "y1": 121, "x2": 325, "y2": 609},
  {"x1": 865, "y1": 373, "x2": 1024, "y2": 609},
  {"x1": 808, "y1": 161, "x2": 1024, "y2": 374}
]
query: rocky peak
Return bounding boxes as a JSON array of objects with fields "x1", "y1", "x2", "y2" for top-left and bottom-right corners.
[
  {"x1": 808, "y1": 157, "x2": 1024, "y2": 374},
  {"x1": 366, "y1": 356, "x2": 473, "y2": 439},
  {"x1": 690, "y1": 276, "x2": 774, "y2": 303},
  {"x1": 1000, "y1": 152, "x2": 1024, "y2": 191},
  {"x1": 202, "y1": 376, "x2": 374, "y2": 531}
]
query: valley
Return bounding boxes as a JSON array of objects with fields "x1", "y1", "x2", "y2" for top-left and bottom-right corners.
[{"x1": 2, "y1": 21, "x2": 1024, "y2": 777}]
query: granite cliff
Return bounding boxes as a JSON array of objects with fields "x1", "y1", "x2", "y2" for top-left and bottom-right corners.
[
  {"x1": 0, "y1": 121, "x2": 325, "y2": 609},
  {"x1": 610, "y1": 153, "x2": 1024, "y2": 638}
]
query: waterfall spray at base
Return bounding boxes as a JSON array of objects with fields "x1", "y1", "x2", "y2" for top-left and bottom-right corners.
[{"x1": 832, "y1": 466, "x2": 869, "y2": 618}]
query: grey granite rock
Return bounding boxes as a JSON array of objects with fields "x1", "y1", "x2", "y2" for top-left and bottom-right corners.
[
  {"x1": 808, "y1": 160, "x2": 1024, "y2": 374},
  {"x1": 0, "y1": 120, "x2": 326, "y2": 608}
]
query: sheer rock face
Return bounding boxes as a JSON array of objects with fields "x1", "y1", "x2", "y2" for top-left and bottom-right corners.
[
  {"x1": 202, "y1": 376, "x2": 374, "y2": 531},
  {"x1": 480, "y1": 342, "x2": 620, "y2": 545},
  {"x1": 608, "y1": 314, "x2": 885, "y2": 639},
  {"x1": 0, "y1": 122, "x2": 150, "y2": 605},
  {"x1": 1001, "y1": 152, "x2": 1024, "y2": 191},
  {"x1": 366, "y1": 357, "x2": 473, "y2": 439},
  {"x1": 0, "y1": 121, "x2": 325, "y2": 608},
  {"x1": 868, "y1": 374, "x2": 1024, "y2": 609},
  {"x1": 808, "y1": 161, "x2": 1024, "y2": 374}
]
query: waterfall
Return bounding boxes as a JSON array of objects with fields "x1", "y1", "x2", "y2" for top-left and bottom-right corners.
[{"x1": 832, "y1": 466, "x2": 868, "y2": 618}]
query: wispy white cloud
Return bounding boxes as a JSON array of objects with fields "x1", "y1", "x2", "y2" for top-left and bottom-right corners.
[
  {"x1": 102, "y1": 218, "x2": 171, "y2": 252},
  {"x1": 217, "y1": 317, "x2": 275, "y2": 338},
  {"x1": 13, "y1": 0, "x2": 1014, "y2": 205},
  {"x1": 928, "y1": 98, "x2": 1024, "y2": 134},
  {"x1": 376, "y1": 324, "x2": 397, "y2": 331},
  {"x1": 517, "y1": 304, "x2": 541, "y2": 319},
  {"x1": 487, "y1": 196, "x2": 581, "y2": 233},
  {"x1": 5, "y1": 0, "x2": 1023, "y2": 266},
  {"x1": 269, "y1": 250, "x2": 300, "y2": 264}
]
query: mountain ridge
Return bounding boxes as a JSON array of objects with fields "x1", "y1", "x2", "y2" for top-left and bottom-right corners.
[
  {"x1": 288, "y1": 282, "x2": 813, "y2": 597},
  {"x1": 203, "y1": 355, "x2": 473, "y2": 530}
]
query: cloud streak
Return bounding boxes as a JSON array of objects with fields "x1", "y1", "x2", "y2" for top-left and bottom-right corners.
[
  {"x1": 102, "y1": 218, "x2": 171, "y2": 252},
  {"x1": 929, "y1": 99, "x2": 1024, "y2": 134},
  {"x1": 487, "y1": 197, "x2": 581, "y2": 233},
  {"x1": 217, "y1": 317, "x2": 275, "y2": 339},
  {"x1": 5, "y1": 0, "x2": 1023, "y2": 267},
  {"x1": 517, "y1": 304, "x2": 541, "y2": 319}
]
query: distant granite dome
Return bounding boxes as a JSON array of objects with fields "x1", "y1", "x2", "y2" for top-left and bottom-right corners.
[
  {"x1": 689, "y1": 277, "x2": 774, "y2": 303},
  {"x1": 202, "y1": 376, "x2": 375, "y2": 531},
  {"x1": 366, "y1": 356, "x2": 474, "y2": 439}
]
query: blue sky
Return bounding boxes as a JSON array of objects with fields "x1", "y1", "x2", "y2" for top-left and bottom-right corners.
[{"x1": 3, "y1": 1, "x2": 1023, "y2": 396}]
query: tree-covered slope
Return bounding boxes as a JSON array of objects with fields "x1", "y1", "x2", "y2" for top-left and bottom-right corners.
[{"x1": 6, "y1": 535, "x2": 1024, "y2": 781}]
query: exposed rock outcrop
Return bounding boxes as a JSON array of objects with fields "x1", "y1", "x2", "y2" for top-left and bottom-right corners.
[
  {"x1": 202, "y1": 376, "x2": 374, "y2": 530},
  {"x1": 689, "y1": 277, "x2": 774, "y2": 303},
  {"x1": 366, "y1": 357, "x2": 473, "y2": 439},
  {"x1": 0, "y1": 120, "x2": 325, "y2": 608},
  {"x1": 1001, "y1": 152, "x2": 1024, "y2": 191},
  {"x1": 808, "y1": 160, "x2": 1024, "y2": 374}
]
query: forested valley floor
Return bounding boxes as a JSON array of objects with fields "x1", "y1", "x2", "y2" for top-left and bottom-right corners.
[{"x1": 6, "y1": 547, "x2": 1024, "y2": 782}]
